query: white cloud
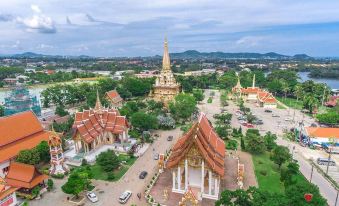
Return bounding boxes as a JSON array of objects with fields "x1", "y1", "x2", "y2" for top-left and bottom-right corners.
[
  {"x1": 236, "y1": 36, "x2": 264, "y2": 47},
  {"x1": 15, "y1": 4, "x2": 56, "y2": 33}
]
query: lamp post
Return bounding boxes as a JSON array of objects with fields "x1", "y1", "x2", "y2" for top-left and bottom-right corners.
[{"x1": 335, "y1": 190, "x2": 339, "y2": 206}]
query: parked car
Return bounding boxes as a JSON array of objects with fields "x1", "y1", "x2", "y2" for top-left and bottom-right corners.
[
  {"x1": 246, "y1": 123, "x2": 254, "y2": 128},
  {"x1": 119, "y1": 191, "x2": 132, "y2": 204},
  {"x1": 284, "y1": 117, "x2": 292, "y2": 121},
  {"x1": 272, "y1": 114, "x2": 280, "y2": 117},
  {"x1": 153, "y1": 153, "x2": 159, "y2": 160},
  {"x1": 87, "y1": 192, "x2": 98, "y2": 203},
  {"x1": 239, "y1": 120, "x2": 247, "y2": 124},
  {"x1": 139, "y1": 171, "x2": 148, "y2": 179},
  {"x1": 167, "y1": 135, "x2": 173, "y2": 141},
  {"x1": 254, "y1": 120, "x2": 263, "y2": 125},
  {"x1": 241, "y1": 122, "x2": 248, "y2": 126},
  {"x1": 264, "y1": 109, "x2": 272, "y2": 113}
]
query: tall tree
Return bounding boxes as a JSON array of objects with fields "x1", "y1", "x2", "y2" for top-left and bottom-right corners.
[
  {"x1": 131, "y1": 111, "x2": 158, "y2": 131},
  {"x1": 271, "y1": 146, "x2": 291, "y2": 169},
  {"x1": 169, "y1": 93, "x2": 197, "y2": 120}
]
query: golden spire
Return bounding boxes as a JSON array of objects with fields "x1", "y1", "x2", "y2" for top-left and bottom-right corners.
[
  {"x1": 94, "y1": 90, "x2": 104, "y2": 114},
  {"x1": 162, "y1": 36, "x2": 171, "y2": 71},
  {"x1": 252, "y1": 74, "x2": 256, "y2": 88},
  {"x1": 236, "y1": 73, "x2": 242, "y2": 88}
]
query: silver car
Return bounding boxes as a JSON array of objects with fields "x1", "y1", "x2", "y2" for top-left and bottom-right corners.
[{"x1": 119, "y1": 190, "x2": 132, "y2": 204}]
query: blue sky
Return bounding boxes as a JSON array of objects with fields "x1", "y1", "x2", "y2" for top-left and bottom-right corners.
[{"x1": 0, "y1": 0, "x2": 339, "y2": 57}]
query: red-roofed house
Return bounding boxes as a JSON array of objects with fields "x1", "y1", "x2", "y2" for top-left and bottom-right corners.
[
  {"x1": 105, "y1": 90, "x2": 123, "y2": 109},
  {"x1": 0, "y1": 111, "x2": 52, "y2": 178},
  {"x1": 5, "y1": 162, "x2": 48, "y2": 193},
  {"x1": 72, "y1": 93, "x2": 129, "y2": 154},
  {"x1": 166, "y1": 113, "x2": 225, "y2": 200}
]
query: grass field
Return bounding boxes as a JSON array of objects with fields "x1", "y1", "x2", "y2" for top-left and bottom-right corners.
[
  {"x1": 276, "y1": 97, "x2": 303, "y2": 110},
  {"x1": 252, "y1": 152, "x2": 285, "y2": 193},
  {"x1": 90, "y1": 154, "x2": 137, "y2": 181}
]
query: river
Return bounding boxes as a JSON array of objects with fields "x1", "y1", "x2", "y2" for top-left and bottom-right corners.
[{"x1": 298, "y1": 72, "x2": 339, "y2": 89}]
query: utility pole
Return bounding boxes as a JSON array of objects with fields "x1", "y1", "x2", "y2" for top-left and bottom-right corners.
[
  {"x1": 310, "y1": 164, "x2": 314, "y2": 183},
  {"x1": 326, "y1": 147, "x2": 332, "y2": 175},
  {"x1": 335, "y1": 190, "x2": 339, "y2": 206}
]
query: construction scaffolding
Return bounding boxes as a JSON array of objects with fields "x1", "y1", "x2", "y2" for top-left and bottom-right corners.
[{"x1": 4, "y1": 86, "x2": 41, "y2": 116}]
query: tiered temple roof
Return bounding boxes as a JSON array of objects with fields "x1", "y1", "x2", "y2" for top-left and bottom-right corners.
[
  {"x1": 0, "y1": 111, "x2": 51, "y2": 163},
  {"x1": 167, "y1": 113, "x2": 225, "y2": 176},
  {"x1": 73, "y1": 93, "x2": 129, "y2": 144}
]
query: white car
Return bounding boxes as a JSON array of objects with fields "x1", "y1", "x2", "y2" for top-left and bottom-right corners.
[
  {"x1": 87, "y1": 192, "x2": 98, "y2": 203},
  {"x1": 119, "y1": 190, "x2": 132, "y2": 204}
]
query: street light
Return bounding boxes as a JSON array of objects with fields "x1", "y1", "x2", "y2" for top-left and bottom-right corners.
[{"x1": 326, "y1": 147, "x2": 332, "y2": 175}]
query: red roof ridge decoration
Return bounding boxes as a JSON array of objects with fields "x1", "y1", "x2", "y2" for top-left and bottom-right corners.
[
  {"x1": 5, "y1": 162, "x2": 48, "y2": 189},
  {"x1": 167, "y1": 112, "x2": 225, "y2": 176},
  {"x1": 73, "y1": 108, "x2": 129, "y2": 144}
]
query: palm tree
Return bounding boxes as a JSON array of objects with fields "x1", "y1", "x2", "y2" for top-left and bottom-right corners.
[
  {"x1": 294, "y1": 84, "x2": 303, "y2": 102},
  {"x1": 303, "y1": 95, "x2": 318, "y2": 114},
  {"x1": 280, "y1": 79, "x2": 289, "y2": 99}
]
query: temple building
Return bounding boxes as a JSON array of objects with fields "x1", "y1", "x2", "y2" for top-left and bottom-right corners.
[
  {"x1": 230, "y1": 74, "x2": 277, "y2": 108},
  {"x1": 105, "y1": 90, "x2": 123, "y2": 109},
  {"x1": 166, "y1": 113, "x2": 225, "y2": 200},
  {"x1": 150, "y1": 38, "x2": 181, "y2": 106},
  {"x1": 0, "y1": 111, "x2": 52, "y2": 178},
  {"x1": 48, "y1": 129, "x2": 69, "y2": 175},
  {"x1": 72, "y1": 92, "x2": 129, "y2": 154},
  {"x1": 241, "y1": 74, "x2": 260, "y2": 101},
  {"x1": 4, "y1": 86, "x2": 41, "y2": 117}
]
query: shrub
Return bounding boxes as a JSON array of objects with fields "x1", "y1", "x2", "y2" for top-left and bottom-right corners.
[
  {"x1": 207, "y1": 97, "x2": 213, "y2": 103},
  {"x1": 47, "y1": 179, "x2": 54, "y2": 191},
  {"x1": 51, "y1": 173, "x2": 65, "y2": 179},
  {"x1": 107, "y1": 172, "x2": 115, "y2": 181},
  {"x1": 226, "y1": 140, "x2": 238, "y2": 150},
  {"x1": 31, "y1": 186, "x2": 41, "y2": 198},
  {"x1": 96, "y1": 150, "x2": 120, "y2": 172},
  {"x1": 260, "y1": 170, "x2": 267, "y2": 176}
]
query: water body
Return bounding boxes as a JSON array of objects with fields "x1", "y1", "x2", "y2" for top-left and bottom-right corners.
[{"x1": 298, "y1": 72, "x2": 339, "y2": 89}]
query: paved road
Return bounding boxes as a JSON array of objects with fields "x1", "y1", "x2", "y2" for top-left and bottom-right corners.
[
  {"x1": 31, "y1": 128, "x2": 182, "y2": 206},
  {"x1": 226, "y1": 100, "x2": 338, "y2": 206}
]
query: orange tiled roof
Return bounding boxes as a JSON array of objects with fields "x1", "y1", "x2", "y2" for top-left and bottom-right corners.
[
  {"x1": 0, "y1": 131, "x2": 51, "y2": 163},
  {"x1": 167, "y1": 113, "x2": 225, "y2": 176},
  {"x1": 0, "y1": 186, "x2": 18, "y2": 200},
  {"x1": 5, "y1": 162, "x2": 48, "y2": 189},
  {"x1": 106, "y1": 90, "x2": 123, "y2": 104},
  {"x1": 241, "y1": 87, "x2": 261, "y2": 94},
  {"x1": 73, "y1": 109, "x2": 128, "y2": 143},
  {"x1": 306, "y1": 127, "x2": 339, "y2": 138},
  {"x1": 0, "y1": 111, "x2": 43, "y2": 147},
  {"x1": 257, "y1": 91, "x2": 277, "y2": 104}
]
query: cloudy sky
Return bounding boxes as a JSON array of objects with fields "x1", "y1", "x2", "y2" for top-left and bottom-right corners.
[{"x1": 0, "y1": 0, "x2": 339, "y2": 57}]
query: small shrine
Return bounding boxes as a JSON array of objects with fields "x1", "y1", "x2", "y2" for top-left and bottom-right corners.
[{"x1": 48, "y1": 129, "x2": 69, "y2": 175}]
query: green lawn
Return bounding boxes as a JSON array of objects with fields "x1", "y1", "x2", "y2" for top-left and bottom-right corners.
[
  {"x1": 90, "y1": 154, "x2": 137, "y2": 181},
  {"x1": 252, "y1": 152, "x2": 285, "y2": 193},
  {"x1": 276, "y1": 97, "x2": 303, "y2": 110}
]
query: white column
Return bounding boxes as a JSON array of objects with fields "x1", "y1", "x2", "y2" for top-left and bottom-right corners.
[
  {"x1": 172, "y1": 170, "x2": 176, "y2": 190},
  {"x1": 214, "y1": 178, "x2": 218, "y2": 195},
  {"x1": 208, "y1": 170, "x2": 212, "y2": 195},
  {"x1": 178, "y1": 166, "x2": 181, "y2": 190},
  {"x1": 215, "y1": 177, "x2": 219, "y2": 196},
  {"x1": 185, "y1": 159, "x2": 188, "y2": 190},
  {"x1": 201, "y1": 160, "x2": 204, "y2": 194}
]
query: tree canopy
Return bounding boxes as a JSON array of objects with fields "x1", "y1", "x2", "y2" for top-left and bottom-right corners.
[{"x1": 169, "y1": 93, "x2": 197, "y2": 120}]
